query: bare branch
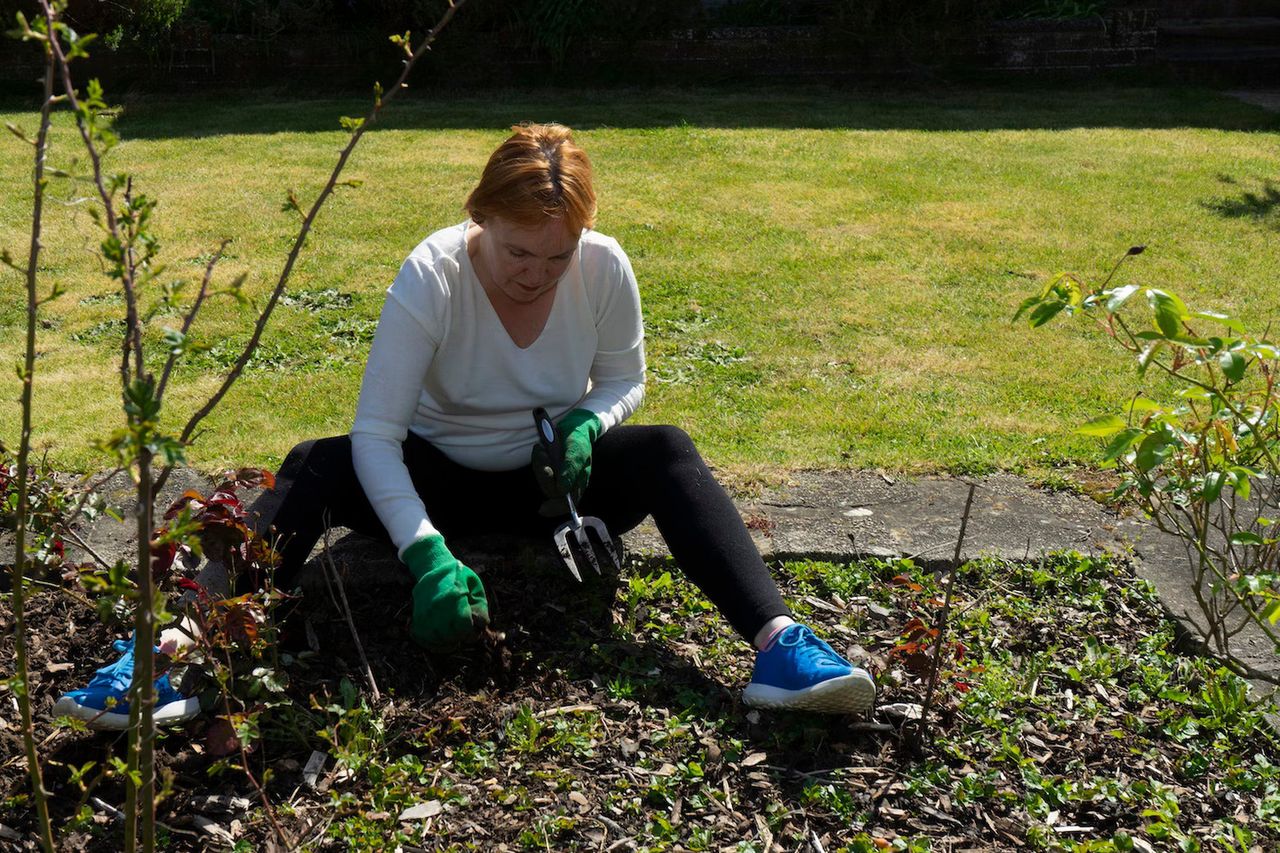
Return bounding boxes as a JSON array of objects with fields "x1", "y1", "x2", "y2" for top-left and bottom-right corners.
[
  {"x1": 9, "y1": 15, "x2": 60, "y2": 850},
  {"x1": 156, "y1": 239, "x2": 230, "y2": 403},
  {"x1": 156, "y1": 0, "x2": 467, "y2": 494},
  {"x1": 40, "y1": 1, "x2": 141, "y2": 396}
]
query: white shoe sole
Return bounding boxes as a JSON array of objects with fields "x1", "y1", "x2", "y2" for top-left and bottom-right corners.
[
  {"x1": 742, "y1": 670, "x2": 876, "y2": 714},
  {"x1": 52, "y1": 695, "x2": 201, "y2": 731}
]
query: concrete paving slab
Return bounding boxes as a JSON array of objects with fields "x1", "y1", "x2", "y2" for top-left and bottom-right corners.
[{"x1": 8, "y1": 466, "x2": 1275, "y2": 691}]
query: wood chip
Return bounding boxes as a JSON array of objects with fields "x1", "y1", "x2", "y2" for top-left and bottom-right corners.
[
  {"x1": 534, "y1": 703, "x2": 598, "y2": 719},
  {"x1": 302, "y1": 750, "x2": 327, "y2": 789},
  {"x1": 399, "y1": 800, "x2": 442, "y2": 821},
  {"x1": 755, "y1": 814, "x2": 774, "y2": 851},
  {"x1": 192, "y1": 815, "x2": 234, "y2": 844}
]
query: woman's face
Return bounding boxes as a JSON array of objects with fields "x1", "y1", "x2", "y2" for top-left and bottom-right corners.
[{"x1": 475, "y1": 216, "x2": 579, "y2": 305}]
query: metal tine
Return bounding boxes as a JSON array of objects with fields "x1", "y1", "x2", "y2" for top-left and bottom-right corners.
[
  {"x1": 574, "y1": 527, "x2": 603, "y2": 576},
  {"x1": 553, "y1": 528, "x2": 583, "y2": 582},
  {"x1": 582, "y1": 518, "x2": 621, "y2": 570}
]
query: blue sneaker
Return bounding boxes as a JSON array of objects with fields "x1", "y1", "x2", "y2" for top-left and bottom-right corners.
[
  {"x1": 52, "y1": 638, "x2": 200, "y2": 731},
  {"x1": 743, "y1": 623, "x2": 876, "y2": 713}
]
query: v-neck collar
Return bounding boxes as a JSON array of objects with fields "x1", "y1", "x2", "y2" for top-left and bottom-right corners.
[{"x1": 459, "y1": 221, "x2": 563, "y2": 351}]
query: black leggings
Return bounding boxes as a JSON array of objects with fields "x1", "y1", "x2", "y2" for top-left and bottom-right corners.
[{"x1": 243, "y1": 424, "x2": 791, "y2": 641}]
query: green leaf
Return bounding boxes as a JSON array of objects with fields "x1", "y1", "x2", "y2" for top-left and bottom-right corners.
[
  {"x1": 1227, "y1": 467, "x2": 1253, "y2": 501},
  {"x1": 1137, "y1": 342, "x2": 1160, "y2": 377},
  {"x1": 1201, "y1": 471, "x2": 1225, "y2": 504},
  {"x1": 1229, "y1": 532, "x2": 1264, "y2": 547},
  {"x1": 1251, "y1": 343, "x2": 1278, "y2": 360},
  {"x1": 1147, "y1": 289, "x2": 1188, "y2": 339},
  {"x1": 1191, "y1": 310, "x2": 1244, "y2": 334},
  {"x1": 339, "y1": 115, "x2": 364, "y2": 133},
  {"x1": 1218, "y1": 350, "x2": 1246, "y2": 383},
  {"x1": 1260, "y1": 599, "x2": 1280, "y2": 625},
  {"x1": 1076, "y1": 414, "x2": 1127, "y2": 437},
  {"x1": 1102, "y1": 428, "x2": 1144, "y2": 462},
  {"x1": 1012, "y1": 294, "x2": 1040, "y2": 323},
  {"x1": 1105, "y1": 284, "x2": 1139, "y2": 313},
  {"x1": 1126, "y1": 397, "x2": 1163, "y2": 415},
  {"x1": 1134, "y1": 432, "x2": 1174, "y2": 473},
  {"x1": 1028, "y1": 300, "x2": 1066, "y2": 328}
]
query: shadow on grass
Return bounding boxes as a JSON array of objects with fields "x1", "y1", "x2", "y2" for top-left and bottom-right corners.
[
  {"x1": 4, "y1": 84, "x2": 1278, "y2": 139},
  {"x1": 1203, "y1": 176, "x2": 1280, "y2": 225}
]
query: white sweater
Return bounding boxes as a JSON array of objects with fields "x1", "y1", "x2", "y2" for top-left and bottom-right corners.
[{"x1": 351, "y1": 222, "x2": 646, "y2": 555}]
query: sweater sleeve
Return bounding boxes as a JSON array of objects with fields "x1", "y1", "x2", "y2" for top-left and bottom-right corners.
[
  {"x1": 578, "y1": 240, "x2": 646, "y2": 431},
  {"x1": 351, "y1": 258, "x2": 444, "y2": 557}
]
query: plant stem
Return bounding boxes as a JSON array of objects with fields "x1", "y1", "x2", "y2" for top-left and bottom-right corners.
[
  {"x1": 156, "y1": 0, "x2": 467, "y2": 495},
  {"x1": 9, "y1": 28, "x2": 59, "y2": 853},
  {"x1": 132, "y1": 448, "x2": 157, "y2": 853},
  {"x1": 915, "y1": 482, "x2": 977, "y2": 750}
]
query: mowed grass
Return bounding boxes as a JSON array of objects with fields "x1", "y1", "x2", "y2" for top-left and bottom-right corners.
[{"x1": 2, "y1": 86, "x2": 1278, "y2": 479}]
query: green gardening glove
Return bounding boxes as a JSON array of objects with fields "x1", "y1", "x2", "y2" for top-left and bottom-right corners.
[
  {"x1": 530, "y1": 408, "x2": 602, "y2": 515},
  {"x1": 402, "y1": 534, "x2": 489, "y2": 651}
]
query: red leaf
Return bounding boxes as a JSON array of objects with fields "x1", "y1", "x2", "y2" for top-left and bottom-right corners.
[
  {"x1": 164, "y1": 489, "x2": 208, "y2": 520},
  {"x1": 205, "y1": 717, "x2": 241, "y2": 757},
  {"x1": 150, "y1": 539, "x2": 178, "y2": 582}
]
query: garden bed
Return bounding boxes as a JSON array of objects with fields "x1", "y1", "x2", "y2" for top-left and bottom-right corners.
[{"x1": 2, "y1": 548, "x2": 1276, "y2": 851}]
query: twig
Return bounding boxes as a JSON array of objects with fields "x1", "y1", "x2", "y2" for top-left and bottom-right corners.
[
  {"x1": 8, "y1": 20, "x2": 59, "y2": 851},
  {"x1": 156, "y1": 0, "x2": 467, "y2": 496},
  {"x1": 155, "y1": 238, "x2": 230, "y2": 404},
  {"x1": 58, "y1": 527, "x2": 115, "y2": 572},
  {"x1": 321, "y1": 524, "x2": 380, "y2": 702},
  {"x1": 911, "y1": 482, "x2": 977, "y2": 753}
]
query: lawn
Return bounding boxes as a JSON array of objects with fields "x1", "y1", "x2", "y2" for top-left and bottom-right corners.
[{"x1": 2, "y1": 85, "x2": 1279, "y2": 481}]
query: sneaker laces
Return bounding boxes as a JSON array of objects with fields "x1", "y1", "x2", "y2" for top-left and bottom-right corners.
[{"x1": 778, "y1": 625, "x2": 847, "y2": 669}]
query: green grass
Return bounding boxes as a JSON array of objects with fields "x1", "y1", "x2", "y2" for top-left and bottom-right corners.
[{"x1": 2, "y1": 85, "x2": 1279, "y2": 478}]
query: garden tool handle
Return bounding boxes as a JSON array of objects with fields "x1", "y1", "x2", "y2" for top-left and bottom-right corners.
[{"x1": 532, "y1": 407, "x2": 567, "y2": 480}]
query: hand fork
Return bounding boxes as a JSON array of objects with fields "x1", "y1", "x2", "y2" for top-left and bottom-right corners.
[{"x1": 532, "y1": 407, "x2": 621, "y2": 582}]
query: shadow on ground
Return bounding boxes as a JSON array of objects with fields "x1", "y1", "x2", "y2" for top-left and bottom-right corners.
[
  {"x1": 1203, "y1": 176, "x2": 1280, "y2": 225},
  {"x1": 4, "y1": 85, "x2": 1278, "y2": 139}
]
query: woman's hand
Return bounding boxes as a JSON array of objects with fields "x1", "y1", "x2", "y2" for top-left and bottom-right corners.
[
  {"x1": 402, "y1": 534, "x2": 489, "y2": 650},
  {"x1": 531, "y1": 408, "x2": 602, "y2": 513}
]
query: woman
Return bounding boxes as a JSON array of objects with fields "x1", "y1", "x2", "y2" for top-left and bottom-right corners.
[{"x1": 56, "y1": 124, "x2": 875, "y2": 729}]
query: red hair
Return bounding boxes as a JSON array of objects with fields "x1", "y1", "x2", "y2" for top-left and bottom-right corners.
[{"x1": 465, "y1": 123, "x2": 597, "y2": 234}]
